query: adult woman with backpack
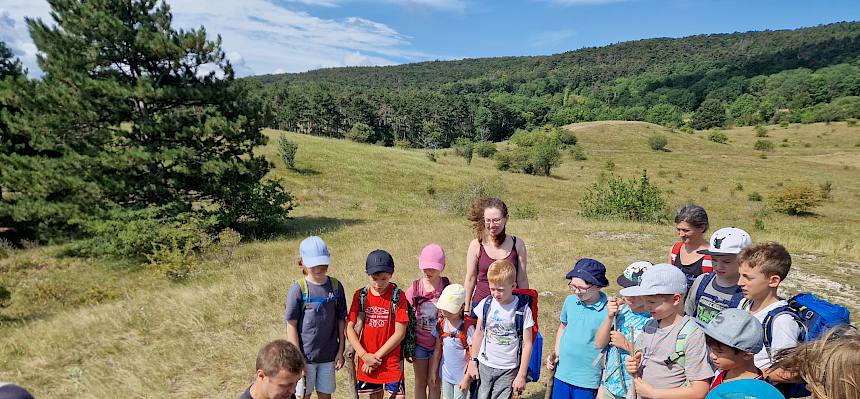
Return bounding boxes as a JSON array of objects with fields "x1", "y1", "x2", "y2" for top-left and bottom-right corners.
[
  {"x1": 668, "y1": 204, "x2": 712, "y2": 290},
  {"x1": 463, "y1": 197, "x2": 529, "y2": 313}
]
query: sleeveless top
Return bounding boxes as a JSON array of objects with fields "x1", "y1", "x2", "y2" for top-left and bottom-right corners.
[
  {"x1": 670, "y1": 241, "x2": 713, "y2": 290},
  {"x1": 472, "y1": 236, "x2": 519, "y2": 307}
]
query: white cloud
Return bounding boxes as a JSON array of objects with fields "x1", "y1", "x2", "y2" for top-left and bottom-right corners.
[
  {"x1": 286, "y1": 0, "x2": 341, "y2": 7},
  {"x1": 0, "y1": 0, "x2": 436, "y2": 77},
  {"x1": 531, "y1": 29, "x2": 576, "y2": 48}
]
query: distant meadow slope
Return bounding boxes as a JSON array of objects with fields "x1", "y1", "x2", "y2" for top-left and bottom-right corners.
[{"x1": 1, "y1": 121, "x2": 858, "y2": 397}]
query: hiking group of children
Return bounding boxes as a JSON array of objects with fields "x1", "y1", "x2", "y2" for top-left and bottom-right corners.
[{"x1": 242, "y1": 199, "x2": 857, "y2": 399}]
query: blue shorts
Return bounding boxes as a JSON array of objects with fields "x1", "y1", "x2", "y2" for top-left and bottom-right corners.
[
  {"x1": 356, "y1": 380, "x2": 405, "y2": 399},
  {"x1": 414, "y1": 344, "x2": 435, "y2": 360},
  {"x1": 551, "y1": 378, "x2": 597, "y2": 399}
]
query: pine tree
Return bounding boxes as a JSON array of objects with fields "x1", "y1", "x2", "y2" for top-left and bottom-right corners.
[{"x1": 1, "y1": 0, "x2": 292, "y2": 242}]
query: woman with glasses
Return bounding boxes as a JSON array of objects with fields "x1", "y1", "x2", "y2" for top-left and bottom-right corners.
[{"x1": 463, "y1": 197, "x2": 529, "y2": 313}]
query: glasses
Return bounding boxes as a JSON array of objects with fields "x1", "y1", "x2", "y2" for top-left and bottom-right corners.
[
  {"x1": 568, "y1": 280, "x2": 594, "y2": 293},
  {"x1": 484, "y1": 218, "x2": 505, "y2": 225}
]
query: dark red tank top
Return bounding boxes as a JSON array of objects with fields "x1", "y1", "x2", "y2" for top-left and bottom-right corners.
[{"x1": 472, "y1": 236, "x2": 519, "y2": 307}]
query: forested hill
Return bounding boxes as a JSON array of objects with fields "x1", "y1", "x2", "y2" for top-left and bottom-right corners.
[{"x1": 251, "y1": 21, "x2": 860, "y2": 147}]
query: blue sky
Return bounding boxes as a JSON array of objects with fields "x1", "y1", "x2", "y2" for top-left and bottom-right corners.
[{"x1": 1, "y1": 0, "x2": 859, "y2": 77}]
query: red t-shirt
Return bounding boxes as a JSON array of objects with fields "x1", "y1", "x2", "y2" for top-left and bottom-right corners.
[{"x1": 348, "y1": 284, "x2": 410, "y2": 384}]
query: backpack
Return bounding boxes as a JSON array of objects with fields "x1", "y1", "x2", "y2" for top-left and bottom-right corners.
[
  {"x1": 761, "y1": 293, "x2": 851, "y2": 398},
  {"x1": 295, "y1": 277, "x2": 341, "y2": 333},
  {"x1": 670, "y1": 242, "x2": 713, "y2": 288},
  {"x1": 359, "y1": 283, "x2": 418, "y2": 360},
  {"x1": 412, "y1": 277, "x2": 451, "y2": 319},
  {"x1": 665, "y1": 318, "x2": 699, "y2": 370},
  {"x1": 437, "y1": 317, "x2": 477, "y2": 363},
  {"x1": 480, "y1": 288, "x2": 542, "y2": 383},
  {"x1": 692, "y1": 272, "x2": 745, "y2": 322}
]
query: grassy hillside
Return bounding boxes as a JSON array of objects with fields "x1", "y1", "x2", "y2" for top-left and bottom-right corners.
[{"x1": 1, "y1": 122, "x2": 859, "y2": 397}]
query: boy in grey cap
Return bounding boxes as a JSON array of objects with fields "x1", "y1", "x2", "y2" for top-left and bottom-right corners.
[
  {"x1": 623, "y1": 264, "x2": 713, "y2": 399},
  {"x1": 694, "y1": 308, "x2": 765, "y2": 390}
]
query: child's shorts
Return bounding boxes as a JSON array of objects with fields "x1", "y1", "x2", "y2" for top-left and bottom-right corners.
[
  {"x1": 296, "y1": 361, "x2": 336, "y2": 396},
  {"x1": 356, "y1": 379, "x2": 406, "y2": 399},
  {"x1": 551, "y1": 378, "x2": 598, "y2": 399},
  {"x1": 414, "y1": 344, "x2": 435, "y2": 360}
]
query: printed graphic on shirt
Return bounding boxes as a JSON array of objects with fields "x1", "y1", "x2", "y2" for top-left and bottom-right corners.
[
  {"x1": 366, "y1": 305, "x2": 391, "y2": 328},
  {"x1": 486, "y1": 309, "x2": 517, "y2": 346},
  {"x1": 696, "y1": 296, "x2": 728, "y2": 323},
  {"x1": 418, "y1": 301, "x2": 438, "y2": 334}
]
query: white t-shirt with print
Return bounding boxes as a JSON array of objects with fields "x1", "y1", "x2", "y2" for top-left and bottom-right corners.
[
  {"x1": 434, "y1": 320, "x2": 476, "y2": 385},
  {"x1": 739, "y1": 298, "x2": 801, "y2": 369},
  {"x1": 476, "y1": 296, "x2": 535, "y2": 370}
]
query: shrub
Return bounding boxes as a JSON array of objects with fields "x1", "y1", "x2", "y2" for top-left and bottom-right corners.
[
  {"x1": 692, "y1": 99, "x2": 727, "y2": 130},
  {"x1": 647, "y1": 134, "x2": 668, "y2": 151},
  {"x1": 580, "y1": 171, "x2": 667, "y2": 223},
  {"x1": 605, "y1": 160, "x2": 615, "y2": 171},
  {"x1": 0, "y1": 285, "x2": 10, "y2": 308},
  {"x1": 748, "y1": 192, "x2": 763, "y2": 201},
  {"x1": 439, "y1": 176, "x2": 507, "y2": 216},
  {"x1": 735, "y1": 183, "x2": 744, "y2": 191},
  {"x1": 754, "y1": 140, "x2": 774, "y2": 151},
  {"x1": 754, "y1": 218, "x2": 765, "y2": 231},
  {"x1": 453, "y1": 137, "x2": 474, "y2": 165},
  {"x1": 848, "y1": 118, "x2": 858, "y2": 127},
  {"x1": 819, "y1": 181, "x2": 833, "y2": 200},
  {"x1": 426, "y1": 152, "x2": 437, "y2": 162},
  {"x1": 495, "y1": 140, "x2": 562, "y2": 176},
  {"x1": 754, "y1": 125, "x2": 768, "y2": 137},
  {"x1": 768, "y1": 184, "x2": 826, "y2": 215},
  {"x1": 570, "y1": 145, "x2": 587, "y2": 160},
  {"x1": 278, "y1": 135, "x2": 298, "y2": 169},
  {"x1": 394, "y1": 139, "x2": 411, "y2": 149},
  {"x1": 531, "y1": 139, "x2": 562, "y2": 176},
  {"x1": 708, "y1": 130, "x2": 728, "y2": 143},
  {"x1": 474, "y1": 141, "x2": 497, "y2": 158},
  {"x1": 780, "y1": 121, "x2": 790, "y2": 128},
  {"x1": 558, "y1": 129, "x2": 577, "y2": 146},
  {"x1": 345, "y1": 122, "x2": 374, "y2": 143}
]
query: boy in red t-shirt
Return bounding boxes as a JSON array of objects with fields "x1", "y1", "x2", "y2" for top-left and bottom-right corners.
[{"x1": 347, "y1": 249, "x2": 410, "y2": 399}]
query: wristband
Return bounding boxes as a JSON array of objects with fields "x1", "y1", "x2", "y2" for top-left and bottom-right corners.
[{"x1": 470, "y1": 357, "x2": 479, "y2": 362}]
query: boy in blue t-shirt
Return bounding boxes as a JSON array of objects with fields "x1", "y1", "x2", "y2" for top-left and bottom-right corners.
[
  {"x1": 546, "y1": 258, "x2": 611, "y2": 399},
  {"x1": 596, "y1": 262, "x2": 653, "y2": 399}
]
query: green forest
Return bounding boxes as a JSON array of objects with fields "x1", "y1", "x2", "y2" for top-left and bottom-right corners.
[{"x1": 252, "y1": 21, "x2": 860, "y2": 147}]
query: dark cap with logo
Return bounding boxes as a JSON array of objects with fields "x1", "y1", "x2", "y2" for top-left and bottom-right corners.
[{"x1": 366, "y1": 249, "x2": 395, "y2": 275}]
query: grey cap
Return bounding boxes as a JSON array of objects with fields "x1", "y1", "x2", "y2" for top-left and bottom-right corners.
[{"x1": 695, "y1": 308, "x2": 764, "y2": 353}]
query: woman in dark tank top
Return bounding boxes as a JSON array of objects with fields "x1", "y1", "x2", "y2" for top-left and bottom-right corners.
[
  {"x1": 669, "y1": 204, "x2": 711, "y2": 287},
  {"x1": 463, "y1": 197, "x2": 529, "y2": 310}
]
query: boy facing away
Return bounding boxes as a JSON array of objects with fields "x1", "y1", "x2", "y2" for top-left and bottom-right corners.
[
  {"x1": 284, "y1": 236, "x2": 347, "y2": 399},
  {"x1": 623, "y1": 264, "x2": 713, "y2": 399},
  {"x1": 685, "y1": 228, "x2": 751, "y2": 323},
  {"x1": 695, "y1": 308, "x2": 765, "y2": 390},
  {"x1": 467, "y1": 260, "x2": 534, "y2": 399},
  {"x1": 346, "y1": 249, "x2": 410, "y2": 399}
]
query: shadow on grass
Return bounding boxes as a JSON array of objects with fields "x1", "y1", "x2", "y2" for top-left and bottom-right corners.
[
  {"x1": 292, "y1": 166, "x2": 321, "y2": 176},
  {"x1": 239, "y1": 216, "x2": 365, "y2": 241}
]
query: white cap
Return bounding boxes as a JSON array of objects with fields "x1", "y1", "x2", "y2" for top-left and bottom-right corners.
[
  {"x1": 698, "y1": 227, "x2": 752, "y2": 256},
  {"x1": 619, "y1": 263, "x2": 687, "y2": 297}
]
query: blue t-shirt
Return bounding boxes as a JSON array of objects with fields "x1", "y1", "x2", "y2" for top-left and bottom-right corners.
[
  {"x1": 603, "y1": 305, "x2": 651, "y2": 397},
  {"x1": 555, "y1": 292, "x2": 609, "y2": 389}
]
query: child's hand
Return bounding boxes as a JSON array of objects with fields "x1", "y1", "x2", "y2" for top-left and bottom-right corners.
[
  {"x1": 361, "y1": 363, "x2": 376, "y2": 374},
  {"x1": 335, "y1": 353, "x2": 345, "y2": 370},
  {"x1": 428, "y1": 373, "x2": 438, "y2": 388},
  {"x1": 625, "y1": 351, "x2": 642, "y2": 376},
  {"x1": 458, "y1": 376, "x2": 470, "y2": 392},
  {"x1": 362, "y1": 353, "x2": 382, "y2": 368},
  {"x1": 609, "y1": 331, "x2": 630, "y2": 351},
  {"x1": 467, "y1": 361, "x2": 480, "y2": 380},
  {"x1": 545, "y1": 352, "x2": 559, "y2": 370},
  {"x1": 512, "y1": 374, "x2": 526, "y2": 393},
  {"x1": 607, "y1": 297, "x2": 620, "y2": 318},
  {"x1": 633, "y1": 377, "x2": 656, "y2": 397}
]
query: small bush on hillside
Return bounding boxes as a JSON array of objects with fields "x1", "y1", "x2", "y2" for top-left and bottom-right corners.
[
  {"x1": 605, "y1": 160, "x2": 615, "y2": 171},
  {"x1": 559, "y1": 129, "x2": 577, "y2": 145},
  {"x1": 735, "y1": 183, "x2": 744, "y2": 191},
  {"x1": 495, "y1": 139, "x2": 562, "y2": 176},
  {"x1": 754, "y1": 218, "x2": 766, "y2": 231},
  {"x1": 748, "y1": 192, "x2": 763, "y2": 201},
  {"x1": 754, "y1": 125, "x2": 769, "y2": 137},
  {"x1": 754, "y1": 140, "x2": 774, "y2": 151},
  {"x1": 426, "y1": 152, "x2": 437, "y2": 162},
  {"x1": 510, "y1": 125, "x2": 562, "y2": 147},
  {"x1": 532, "y1": 140, "x2": 563, "y2": 176},
  {"x1": 648, "y1": 134, "x2": 668, "y2": 151},
  {"x1": 580, "y1": 171, "x2": 667, "y2": 223},
  {"x1": 848, "y1": 118, "x2": 858, "y2": 127},
  {"x1": 345, "y1": 122, "x2": 374, "y2": 143},
  {"x1": 512, "y1": 203, "x2": 539, "y2": 220},
  {"x1": 439, "y1": 176, "x2": 506, "y2": 216},
  {"x1": 680, "y1": 126, "x2": 694, "y2": 134},
  {"x1": 780, "y1": 121, "x2": 790, "y2": 128},
  {"x1": 708, "y1": 130, "x2": 728, "y2": 144},
  {"x1": 768, "y1": 184, "x2": 825, "y2": 215},
  {"x1": 474, "y1": 141, "x2": 497, "y2": 158},
  {"x1": 570, "y1": 145, "x2": 587, "y2": 160},
  {"x1": 394, "y1": 139, "x2": 411, "y2": 149},
  {"x1": 453, "y1": 137, "x2": 474, "y2": 165},
  {"x1": 0, "y1": 285, "x2": 10, "y2": 308},
  {"x1": 819, "y1": 181, "x2": 833, "y2": 200},
  {"x1": 279, "y1": 135, "x2": 298, "y2": 169}
]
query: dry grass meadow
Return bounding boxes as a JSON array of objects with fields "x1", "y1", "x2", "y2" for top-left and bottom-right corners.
[{"x1": 1, "y1": 121, "x2": 858, "y2": 398}]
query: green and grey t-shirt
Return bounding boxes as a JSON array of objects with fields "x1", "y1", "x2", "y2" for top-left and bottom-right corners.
[{"x1": 684, "y1": 273, "x2": 743, "y2": 323}]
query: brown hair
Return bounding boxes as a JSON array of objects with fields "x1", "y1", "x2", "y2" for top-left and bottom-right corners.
[
  {"x1": 256, "y1": 339, "x2": 305, "y2": 377},
  {"x1": 468, "y1": 197, "x2": 508, "y2": 246},
  {"x1": 772, "y1": 325, "x2": 860, "y2": 399},
  {"x1": 487, "y1": 260, "x2": 516, "y2": 286},
  {"x1": 738, "y1": 241, "x2": 792, "y2": 280}
]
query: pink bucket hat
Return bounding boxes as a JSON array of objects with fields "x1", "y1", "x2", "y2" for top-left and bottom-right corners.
[{"x1": 418, "y1": 244, "x2": 446, "y2": 271}]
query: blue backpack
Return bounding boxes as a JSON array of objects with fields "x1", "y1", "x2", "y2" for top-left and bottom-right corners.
[
  {"x1": 762, "y1": 293, "x2": 851, "y2": 398},
  {"x1": 481, "y1": 289, "x2": 542, "y2": 383}
]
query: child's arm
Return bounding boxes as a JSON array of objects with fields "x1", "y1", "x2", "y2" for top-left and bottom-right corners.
[
  {"x1": 546, "y1": 322, "x2": 564, "y2": 369},
  {"x1": 428, "y1": 334, "x2": 442, "y2": 388},
  {"x1": 373, "y1": 321, "x2": 407, "y2": 358},
  {"x1": 286, "y1": 320, "x2": 301, "y2": 348},
  {"x1": 335, "y1": 318, "x2": 346, "y2": 369},
  {"x1": 512, "y1": 326, "x2": 533, "y2": 393},
  {"x1": 633, "y1": 379, "x2": 709, "y2": 399},
  {"x1": 467, "y1": 319, "x2": 484, "y2": 380},
  {"x1": 595, "y1": 298, "x2": 619, "y2": 349}
]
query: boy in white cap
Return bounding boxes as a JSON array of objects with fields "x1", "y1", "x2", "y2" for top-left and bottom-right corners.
[
  {"x1": 685, "y1": 227, "x2": 752, "y2": 323},
  {"x1": 429, "y1": 284, "x2": 474, "y2": 399},
  {"x1": 623, "y1": 264, "x2": 713, "y2": 399},
  {"x1": 694, "y1": 308, "x2": 764, "y2": 390},
  {"x1": 285, "y1": 236, "x2": 347, "y2": 399}
]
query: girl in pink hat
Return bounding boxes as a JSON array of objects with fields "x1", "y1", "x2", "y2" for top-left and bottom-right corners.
[{"x1": 406, "y1": 244, "x2": 451, "y2": 399}]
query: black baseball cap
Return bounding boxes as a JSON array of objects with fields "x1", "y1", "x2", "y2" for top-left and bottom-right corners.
[{"x1": 366, "y1": 249, "x2": 395, "y2": 275}]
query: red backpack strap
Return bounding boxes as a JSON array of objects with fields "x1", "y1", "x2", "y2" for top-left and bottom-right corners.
[{"x1": 670, "y1": 242, "x2": 683, "y2": 265}]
